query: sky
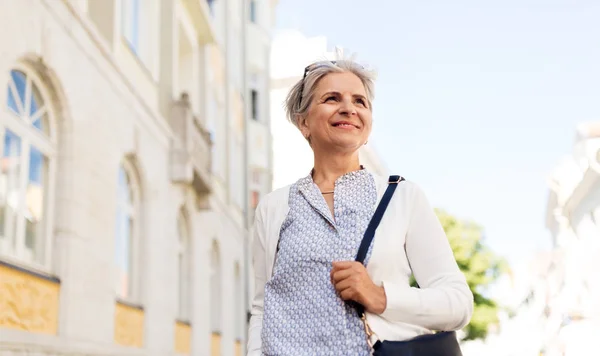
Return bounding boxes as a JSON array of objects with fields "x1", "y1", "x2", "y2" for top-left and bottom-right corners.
[{"x1": 274, "y1": 0, "x2": 600, "y2": 268}]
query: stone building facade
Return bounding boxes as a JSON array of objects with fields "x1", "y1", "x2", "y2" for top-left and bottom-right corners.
[{"x1": 0, "y1": 0, "x2": 277, "y2": 355}]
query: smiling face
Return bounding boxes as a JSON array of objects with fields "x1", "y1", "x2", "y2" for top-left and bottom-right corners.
[{"x1": 298, "y1": 72, "x2": 373, "y2": 154}]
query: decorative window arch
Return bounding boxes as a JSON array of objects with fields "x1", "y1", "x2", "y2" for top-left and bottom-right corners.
[
  {"x1": 176, "y1": 208, "x2": 191, "y2": 321},
  {"x1": 0, "y1": 66, "x2": 57, "y2": 267},
  {"x1": 114, "y1": 158, "x2": 142, "y2": 302}
]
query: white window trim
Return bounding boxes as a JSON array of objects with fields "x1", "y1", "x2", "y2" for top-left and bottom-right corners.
[
  {"x1": 115, "y1": 159, "x2": 142, "y2": 305},
  {"x1": 0, "y1": 64, "x2": 57, "y2": 273}
]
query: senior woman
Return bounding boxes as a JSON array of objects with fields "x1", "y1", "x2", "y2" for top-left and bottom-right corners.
[{"x1": 247, "y1": 59, "x2": 473, "y2": 355}]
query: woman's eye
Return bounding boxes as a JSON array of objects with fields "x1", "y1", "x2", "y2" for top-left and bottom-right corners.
[
  {"x1": 356, "y1": 98, "x2": 366, "y2": 106},
  {"x1": 325, "y1": 96, "x2": 337, "y2": 102}
]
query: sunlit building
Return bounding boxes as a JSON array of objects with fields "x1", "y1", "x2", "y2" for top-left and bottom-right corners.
[
  {"x1": 542, "y1": 121, "x2": 600, "y2": 355},
  {"x1": 0, "y1": 0, "x2": 277, "y2": 355}
]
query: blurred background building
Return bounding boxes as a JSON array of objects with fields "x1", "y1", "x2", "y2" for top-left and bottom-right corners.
[
  {"x1": 270, "y1": 30, "x2": 388, "y2": 190},
  {"x1": 459, "y1": 123, "x2": 600, "y2": 356},
  {"x1": 0, "y1": 0, "x2": 276, "y2": 355},
  {"x1": 541, "y1": 122, "x2": 600, "y2": 355}
]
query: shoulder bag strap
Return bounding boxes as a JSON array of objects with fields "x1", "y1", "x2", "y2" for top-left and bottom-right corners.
[{"x1": 353, "y1": 175, "x2": 404, "y2": 318}]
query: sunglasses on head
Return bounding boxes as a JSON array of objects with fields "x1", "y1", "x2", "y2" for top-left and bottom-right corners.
[
  {"x1": 302, "y1": 60, "x2": 338, "y2": 80},
  {"x1": 298, "y1": 60, "x2": 364, "y2": 109},
  {"x1": 298, "y1": 61, "x2": 337, "y2": 108}
]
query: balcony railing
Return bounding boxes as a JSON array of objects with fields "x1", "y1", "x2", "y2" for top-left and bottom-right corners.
[{"x1": 170, "y1": 93, "x2": 212, "y2": 197}]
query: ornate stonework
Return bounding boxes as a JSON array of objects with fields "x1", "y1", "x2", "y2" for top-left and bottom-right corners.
[
  {"x1": 113, "y1": 301, "x2": 144, "y2": 348},
  {"x1": 0, "y1": 263, "x2": 60, "y2": 335}
]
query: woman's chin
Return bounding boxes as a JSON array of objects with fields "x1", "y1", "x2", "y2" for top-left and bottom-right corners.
[{"x1": 325, "y1": 139, "x2": 364, "y2": 153}]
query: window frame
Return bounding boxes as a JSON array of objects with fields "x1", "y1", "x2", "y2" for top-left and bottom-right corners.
[
  {"x1": 0, "y1": 65, "x2": 57, "y2": 272},
  {"x1": 114, "y1": 159, "x2": 142, "y2": 304}
]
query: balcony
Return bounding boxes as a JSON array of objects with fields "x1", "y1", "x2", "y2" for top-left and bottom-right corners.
[{"x1": 170, "y1": 93, "x2": 213, "y2": 197}]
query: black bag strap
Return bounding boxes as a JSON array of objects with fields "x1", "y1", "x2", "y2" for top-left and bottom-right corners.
[
  {"x1": 353, "y1": 174, "x2": 404, "y2": 316},
  {"x1": 355, "y1": 175, "x2": 404, "y2": 264}
]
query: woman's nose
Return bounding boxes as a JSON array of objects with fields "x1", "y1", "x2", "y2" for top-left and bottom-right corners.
[{"x1": 338, "y1": 98, "x2": 357, "y2": 115}]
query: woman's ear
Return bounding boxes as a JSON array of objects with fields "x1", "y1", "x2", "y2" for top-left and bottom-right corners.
[{"x1": 297, "y1": 114, "x2": 310, "y2": 140}]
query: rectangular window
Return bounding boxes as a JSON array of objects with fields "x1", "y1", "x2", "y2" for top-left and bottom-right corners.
[
  {"x1": 207, "y1": 0, "x2": 215, "y2": 16},
  {"x1": 122, "y1": 0, "x2": 140, "y2": 54},
  {"x1": 250, "y1": 0, "x2": 257, "y2": 23},
  {"x1": 178, "y1": 251, "x2": 190, "y2": 320},
  {"x1": 251, "y1": 89, "x2": 259, "y2": 121}
]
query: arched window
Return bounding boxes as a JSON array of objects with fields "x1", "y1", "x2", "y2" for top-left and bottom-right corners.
[
  {"x1": 176, "y1": 209, "x2": 191, "y2": 321},
  {"x1": 1, "y1": 68, "x2": 56, "y2": 267},
  {"x1": 114, "y1": 159, "x2": 141, "y2": 302},
  {"x1": 234, "y1": 263, "x2": 243, "y2": 342},
  {"x1": 210, "y1": 240, "x2": 222, "y2": 348}
]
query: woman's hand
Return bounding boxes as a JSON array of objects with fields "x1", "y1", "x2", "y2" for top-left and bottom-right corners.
[{"x1": 330, "y1": 261, "x2": 387, "y2": 314}]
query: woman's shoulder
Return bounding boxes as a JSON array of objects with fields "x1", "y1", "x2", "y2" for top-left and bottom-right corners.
[
  {"x1": 370, "y1": 173, "x2": 423, "y2": 193},
  {"x1": 255, "y1": 184, "x2": 292, "y2": 214},
  {"x1": 369, "y1": 173, "x2": 431, "y2": 208}
]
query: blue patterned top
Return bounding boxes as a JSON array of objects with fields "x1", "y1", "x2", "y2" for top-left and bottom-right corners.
[{"x1": 261, "y1": 169, "x2": 377, "y2": 355}]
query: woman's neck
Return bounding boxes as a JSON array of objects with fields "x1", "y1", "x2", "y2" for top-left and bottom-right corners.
[{"x1": 311, "y1": 152, "x2": 362, "y2": 190}]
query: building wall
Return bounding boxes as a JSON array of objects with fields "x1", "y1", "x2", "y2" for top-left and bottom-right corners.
[{"x1": 0, "y1": 0, "x2": 276, "y2": 355}]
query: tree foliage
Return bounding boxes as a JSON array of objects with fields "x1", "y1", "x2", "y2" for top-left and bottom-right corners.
[{"x1": 410, "y1": 209, "x2": 509, "y2": 341}]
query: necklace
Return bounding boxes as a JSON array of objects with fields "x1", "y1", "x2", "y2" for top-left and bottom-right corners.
[{"x1": 321, "y1": 191, "x2": 334, "y2": 195}]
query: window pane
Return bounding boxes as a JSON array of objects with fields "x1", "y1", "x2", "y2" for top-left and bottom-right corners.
[
  {"x1": 31, "y1": 113, "x2": 48, "y2": 136},
  {"x1": 7, "y1": 86, "x2": 19, "y2": 114},
  {"x1": 30, "y1": 84, "x2": 49, "y2": 135},
  {"x1": 1, "y1": 130, "x2": 22, "y2": 249},
  {"x1": 251, "y1": 89, "x2": 258, "y2": 120},
  {"x1": 122, "y1": 0, "x2": 140, "y2": 54},
  {"x1": 177, "y1": 213, "x2": 189, "y2": 320},
  {"x1": 115, "y1": 208, "x2": 132, "y2": 298},
  {"x1": 115, "y1": 167, "x2": 133, "y2": 299},
  {"x1": 250, "y1": 0, "x2": 257, "y2": 23},
  {"x1": 10, "y1": 70, "x2": 26, "y2": 111},
  {"x1": 25, "y1": 147, "x2": 47, "y2": 264}
]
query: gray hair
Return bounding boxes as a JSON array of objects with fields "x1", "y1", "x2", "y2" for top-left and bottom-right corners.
[{"x1": 284, "y1": 60, "x2": 376, "y2": 129}]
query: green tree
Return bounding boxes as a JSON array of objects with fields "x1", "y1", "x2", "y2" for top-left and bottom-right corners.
[{"x1": 410, "y1": 209, "x2": 509, "y2": 341}]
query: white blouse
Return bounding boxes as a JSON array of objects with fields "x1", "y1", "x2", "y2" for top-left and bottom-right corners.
[{"x1": 247, "y1": 173, "x2": 474, "y2": 355}]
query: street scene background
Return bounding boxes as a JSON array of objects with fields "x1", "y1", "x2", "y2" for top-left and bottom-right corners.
[{"x1": 0, "y1": 1, "x2": 598, "y2": 355}]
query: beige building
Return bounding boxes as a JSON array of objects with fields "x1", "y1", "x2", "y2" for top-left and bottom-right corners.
[
  {"x1": 269, "y1": 30, "x2": 388, "y2": 190},
  {"x1": 542, "y1": 122, "x2": 600, "y2": 355},
  {"x1": 0, "y1": 0, "x2": 276, "y2": 355}
]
